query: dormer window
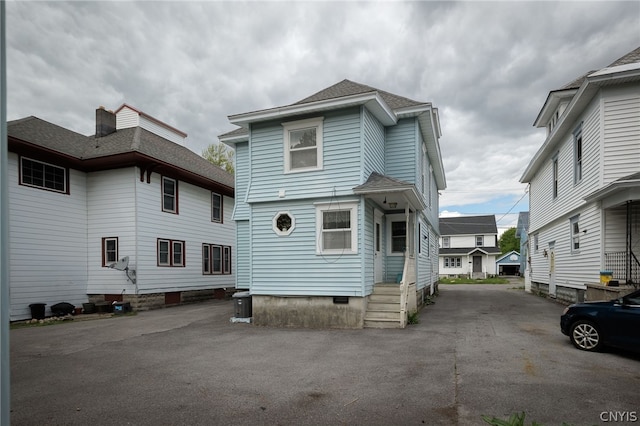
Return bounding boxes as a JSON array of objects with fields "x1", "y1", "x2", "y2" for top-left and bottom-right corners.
[{"x1": 283, "y1": 117, "x2": 324, "y2": 173}]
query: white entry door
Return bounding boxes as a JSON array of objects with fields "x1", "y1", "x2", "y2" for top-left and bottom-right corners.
[{"x1": 374, "y1": 210, "x2": 383, "y2": 283}]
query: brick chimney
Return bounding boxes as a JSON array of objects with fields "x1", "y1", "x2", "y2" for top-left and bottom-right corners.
[{"x1": 95, "y1": 106, "x2": 116, "y2": 137}]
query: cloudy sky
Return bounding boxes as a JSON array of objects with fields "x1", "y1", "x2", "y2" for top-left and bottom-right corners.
[{"x1": 6, "y1": 1, "x2": 640, "y2": 230}]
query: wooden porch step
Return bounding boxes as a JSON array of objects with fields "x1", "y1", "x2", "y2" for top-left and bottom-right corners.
[
  {"x1": 364, "y1": 283, "x2": 403, "y2": 328},
  {"x1": 363, "y1": 317, "x2": 403, "y2": 329}
]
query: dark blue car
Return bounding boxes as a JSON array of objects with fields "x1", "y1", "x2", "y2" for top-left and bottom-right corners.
[{"x1": 560, "y1": 288, "x2": 640, "y2": 352}]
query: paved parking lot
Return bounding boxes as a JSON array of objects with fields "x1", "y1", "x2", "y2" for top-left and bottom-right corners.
[{"x1": 10, "y1": 283, "x2": 640, "y2": 425}]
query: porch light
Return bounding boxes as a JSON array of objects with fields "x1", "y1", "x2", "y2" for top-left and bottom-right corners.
[{"x1": 389, "y1": 202, "x2": 397, "y2": 209}]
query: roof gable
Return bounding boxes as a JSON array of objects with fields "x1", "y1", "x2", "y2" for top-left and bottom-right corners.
[{"x1": 439, "y1": 215, "x2": 498, "y2": 235}]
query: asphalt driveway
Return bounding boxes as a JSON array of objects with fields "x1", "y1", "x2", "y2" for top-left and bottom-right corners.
[{"x1": 10, "y1": 282, "x2": 640, "y2": 425}]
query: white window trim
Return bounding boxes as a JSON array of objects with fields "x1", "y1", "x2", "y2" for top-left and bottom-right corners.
[
  {"x1": 283, "y1": 117, "x2": 324, "y2": 173},
  {"x1": 570, "y1": 215, "x2": 580, "y2": 254},
  {"x1": 386, "y1": 213, "x2": 411, "y2": 257},
  {"x1": 573, "y1": 123, "x2": 583, "y2": 185},
  {"x1": 273, "y1": 211, "x2": 295, "y2": 236},
  {"x1": 102, "y1": 237, "x2": 118, "y2": 266},
  {"x1": 315, "y1": 201, "x2": 358, "y2": 255},
  {"x1": 552, "y1": 154, "x2": 559, "y2": 199},
  {"x1": 442, "y1": 236, "x2": 450, "y2": 249}
]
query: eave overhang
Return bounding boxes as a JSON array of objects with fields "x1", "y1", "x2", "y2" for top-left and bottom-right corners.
[
  {"x1": 9, "y1": 136, "x2": 234, "y2": 197},
  {"x1": 228, "y1": 92, "x2": 397, "y2": 128},
  {"x1": 521, "y1": 63, "x2": 640, "y2": 183},
  {"x1": 584, "y1": 178, "x2": 640, "y2": 204}
]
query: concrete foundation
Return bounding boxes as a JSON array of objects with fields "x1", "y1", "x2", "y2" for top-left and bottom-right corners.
[
  {"x1": 88, "y1": 288, "x2": 229, "y2": 312},
  {"x1": 252, "y1": 295, "x2": 366, "y2": 329},
  {"x1": 585, "y1": 283, "x2": 636, "y2": 302}
]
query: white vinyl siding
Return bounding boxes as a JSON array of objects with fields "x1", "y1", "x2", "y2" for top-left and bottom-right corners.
[
  {"x1": 602, "y1": 90, "x2": 640, "y2": 184},
  {"x1": 116, "y1": 105, "x2": 186, "y2": 145},
  {"x1": 87, "y1": 169, "x2": 137, "y2": 296},
  {"x1": 530, "y1": 205, "x2": 601, "y2": 288},
  {"x1": 134, "y1": 173, "x2": 235, "y2": 293},
  {"x1": 9, "y1": 152, "x2": 89, "y2": 320},
  {"x1": 529, "y1": 102, "x2": 601, "y2": 231}
]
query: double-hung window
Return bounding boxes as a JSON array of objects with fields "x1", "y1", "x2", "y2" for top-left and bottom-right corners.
[
  {"x1": 20, "y1": 157, "x2": 68, "y2": 193},
  {"x1": 391, "y1": 221, "x2": 407, "y2": 253},
  {"x1": 552, "y1": 155, "x2": 559, "y2": 199},
  {"x1": 102, "y1": 237, "x2": 118, "y2": 266},
  {"x1": 316, "y1": 202, "x2": 357, "y2": 254},
  {"x1": 162, "y1": 176, "x2": 178, "y2": 213},
  {"x1": 202, "y1": 243, "x2": 232, "y2": 274},
  {"x1": 476, "y1": 235, "x2": 484, "y2": 247},
  {"x1": 442, "y1": 236, "x2": 450, "y2": 248},
  {"x1": 570, "y1": 216, "x2": 580, "y2": 253},
  {"x1": 212, "y1": 192, "x2": 222, "y2": 223},
  {"x1": 573, "y1": 124, "x2": 583, "y2": 184},
  {"x1": 283, "y1": 117, "x2": 324, "y2": 173},
  {"x1": 158, "y1": 239, "x2": 185, "y2": 267}
]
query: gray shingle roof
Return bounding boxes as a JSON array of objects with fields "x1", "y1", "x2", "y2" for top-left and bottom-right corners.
[
  {"x1": 294, "y1": 79, "x2": 428, "y2": 111},
  {"x1": 352, "y1": 171, "x2": 415, "y2": 192},
  {"x1": 9, "y1": 116, "x2": 234, "y2": 193},
  {"x1": 439, "y1": 215, "x2": 498, "y2": 235},
  {"x1": 557, "y1": 46, "x2": 640, "y2": 91},
  {"x1": 221, "y1": 79, "x2": 431, "y2": 140},
  {"x1": 439, "y1": 247, "x2": 502, "y2": 256}
]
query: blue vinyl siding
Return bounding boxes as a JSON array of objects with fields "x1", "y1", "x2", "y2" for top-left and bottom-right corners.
[
  {"x1": 385, "y1": 118, "x2": 417, "y2": 183},
  {"x1": 235, "y1": 220, "x2": 250, "y2": 289},
  {"x1": 247, "y1": 108, "x2": 362, "y2": 203},
  {"x1": 362, "y1": 107, "x2": 385, "y2": 180},
  {"x1": 233, "y1": 141, "x2": 250, "y2": 220},
  {"x1": 250, "y1": 199, "x2": 364, "y2": 296}
]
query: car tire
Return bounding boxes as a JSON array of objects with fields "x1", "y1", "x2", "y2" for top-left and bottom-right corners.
[{"x1": 570, "y1": 320, "x2": 603, "y2": 352}]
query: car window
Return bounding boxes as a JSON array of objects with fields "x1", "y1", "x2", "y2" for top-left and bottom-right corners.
[{"x1": 625, "y1": 296, "x2": 640, "y2": 305}]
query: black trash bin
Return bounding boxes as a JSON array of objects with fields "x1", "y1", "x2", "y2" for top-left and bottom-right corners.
[
  {"x1": 29, "y1": 303, "x2": 46, "y2": 320},
  {"x1": 233, "y1": 291, "x2": 252, "y2": 318}
]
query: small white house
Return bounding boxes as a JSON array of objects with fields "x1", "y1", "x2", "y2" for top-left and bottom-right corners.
[
  {"x1": 520, "y1": 46, "x2": 640, "y2": 303},
  {"x1": 8, "y1": 107, "x2": 235, "y2": 320},
  {"x1": 438, "y1": 215, "x2": 501, "y2": 278}
]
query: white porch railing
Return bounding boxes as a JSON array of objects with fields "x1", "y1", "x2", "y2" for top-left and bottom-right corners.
[{"x1": 399, "y1": 254, "x2": 416, "y2": 328}]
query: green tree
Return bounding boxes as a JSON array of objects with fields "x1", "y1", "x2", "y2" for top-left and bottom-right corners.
[
  {"x1": 499, "y1": 227, "x2": 520, "y2": 254},
  {"x1": 202, "y1": 143, "x2": 234, "y2": 175}
]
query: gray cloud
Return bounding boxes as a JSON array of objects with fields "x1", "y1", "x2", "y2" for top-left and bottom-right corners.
[{"x1": 7, "y1": 1, "x2": 640, "y2": 217}]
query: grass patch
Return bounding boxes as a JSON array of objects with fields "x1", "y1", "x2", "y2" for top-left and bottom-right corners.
[{"x1": 438, "y1": 277, "x2": 510, "y2": 285}]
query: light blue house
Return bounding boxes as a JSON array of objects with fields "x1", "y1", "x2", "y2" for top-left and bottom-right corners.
[{"x1": 219, "y1": 80, "x2": 446, "y2": 328}]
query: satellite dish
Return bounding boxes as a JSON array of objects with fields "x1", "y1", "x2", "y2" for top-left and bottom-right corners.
[{"x1": 109, "y1": 256, "x2": 129, "y2": 271}]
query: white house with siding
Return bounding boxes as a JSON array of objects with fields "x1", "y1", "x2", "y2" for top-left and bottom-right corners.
[
  {"x1": 219, "y1": 80, "x2": 446, "y2": 328},
  {"x1": 8, "y1": 106, "x2": 235, "y2": 321},
  {"x1": 520, "y1": 46, "x2": 640, "y2": 303},
  {"x1": 438, "y1": 215, "x2": 501, "y2": 278}
]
